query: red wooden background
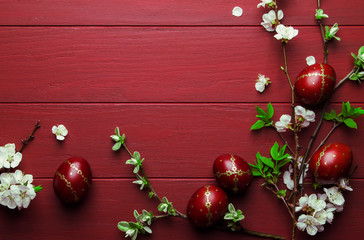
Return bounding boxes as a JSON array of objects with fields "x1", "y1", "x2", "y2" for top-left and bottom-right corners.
[{"x1": 0, "y1": 1, "x2": 363, "y2": 239}]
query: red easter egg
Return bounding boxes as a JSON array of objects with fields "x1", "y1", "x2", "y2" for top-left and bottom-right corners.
[
  {"x1": 53, "y1": 157, "x2": 92, "y2": 203},
  {"x1": 309, "y1": 143, "x2": 352, "y2": 184},
  {"x1": 295, "y1": 63, "x2": 336, "y2": 105},
  {"x1": 187, "y1": 185, "x2": 229, "y2": 227},
  {"x1": 213, "y1": 154, "x2": 252, "y2": 194}
]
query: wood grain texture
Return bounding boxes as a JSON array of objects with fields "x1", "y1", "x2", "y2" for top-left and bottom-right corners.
[
  {"x1": 0, "y1": 0, "x2": 363, "y2": 26},
  {"x1": 0, "y1": 103, "x2": 363, "y2": 178},
  {"x1": 0, "y1": 0, "x2": 363, "y2": 239},
  {"x1": 1, "y1": 27, "x2": 363, "y2": 103},
  {"x1": 0, "y1": 179, "x2": 363, "y2": 240}
]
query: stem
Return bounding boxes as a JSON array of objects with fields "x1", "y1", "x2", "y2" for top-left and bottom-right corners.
[
  {"x1": 316, "y1": 0, "x2": 328, "y2": 63},
  {"x1": 122, "y1": 142, "x2": 186, "y2": 218},
  {"x1": 238, "y1": 224, "x2": 286, "y2": 240},
  {"x1": 265, "y1": 184, "x2": 295, "y2": 221},
  {"x1": 214, "y1": 222, "x2": 286, "y2": 240},
  {"x1": 273, "y1": 126, "x2": 295, "y2": 155},
  {"x1": 281, "y1": 42, "x2": 298, "y2": 240},
  {"x1": 18, "y1": 120, "x2": 41, "y2": 153},
  {"x1": 314, "y1": 123, "x2": 339, "y2": 153}
]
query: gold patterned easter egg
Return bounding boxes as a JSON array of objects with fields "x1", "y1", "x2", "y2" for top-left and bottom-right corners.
[{"x1": 53, "y1": 157, "x2": 92, "y2": 204}]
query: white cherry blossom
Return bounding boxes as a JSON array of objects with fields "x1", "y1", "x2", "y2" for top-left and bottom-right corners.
[
  {"x1": 324, "y1": 187, "x2": 345, "y2": 207},
  {"x1": 232, "y1": 6, "x2": 243, "y2": 17},
  {"x1": 261, "y1": 10, "x2": 283, "y2": 32},
  {"x1": 297, "y1": 214, "x2": 321, "y2": 236},
  {"x1": 0, "y1": 143, "x2": 22, "y2": 169},
  {"x1": 275, "y1": 114, "x2": 292, "y2": 132},
  {"x1": 295, "y1": 105, "x2": 315, "y2": 128},
  {"x1": 52, "y1": 124, "x2": 68, "y2": 141},
  {"x1": 255, "y1": 74, "x2": 271, "y2": 92},
  {"x1": 338, "y1": 178, "x2": 353, "y2": 191},
  {"x1": 257, "y1": 0, "x2": 273, "y2": 8},
  {"x1": 274, "y1": 24, "x2": 299, "y2": 41},
  {"x1": 306, "y1": 56, "x2": 316, "y2": 66}
]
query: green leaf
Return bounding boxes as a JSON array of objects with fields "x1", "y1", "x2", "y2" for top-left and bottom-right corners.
[
  {"x1": 251, "y1": 167, "x2": 261, "y2": 176},
  {"x1": 117, "y1": 221, "x2": 130, "y2": 232},
  {"x1": 115, "y1": 127, "x2": 120, "y2": 136},
  {"x1": 276, "y1": 189, "x2": 287, "y2": 198},
  {"x1": 267, "y1": 102, "x2": 274, "y2": 119},
  {"x1": 270, "y1": 142, "x2": 279, "y2": 160},
  {"x1": 260, "y1": 156, "x2": 274, "y2": 169},
  {"x1": 112, "y1": 141, "x2": 122, "y2": 151},
  {"x1": 143, "y1": 226, "x2": 152, "y2": 234},
  {"x1": 255, "y1": 105, "x2": 267, "y2": 117},
  {"x1": 148, "y1": 191, "x2": 155, "y2": 198},
  {"x1": 133, "y1": 151, "x2": 141, "y2": 161},
  {"x1": 33, "y1": 185, "x2": 43, "y2": 193},
  {"x1": 277, "y1": 158, "x2": 292, "y2": 169},
  {"x1": 344, "y1": 118, "x2": 357, "y2": 129},
  {"x1": 250, "y1": 120, "x2": 265, "y2": 130}
]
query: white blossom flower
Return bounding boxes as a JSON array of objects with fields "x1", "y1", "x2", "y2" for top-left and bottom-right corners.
[
  {"x1": 324, "y1": 205, "x2": 336, "y2": 224},
  {"x1": 255, "y1": 74, "x2": 271, "y2": 92},
  {"x1": 295, "y1": 106, "x2": 315, "y2": 128},
  {"x1": 295, "y1": 193, "x2": 326, "y2": 214},
  {"x1": 338, "y1": 178, "x2": 353, "y2": 191},
  {"x1": 232, "y1": 6, "x2": 243, "y2": 17},
  {"x1": 275, "y1": 114, "x2": 292, "y2": 132},
  {"x1": 324, "y1": 187, "x2": 345, "y2": 207},
  {"x1": 283, "y1": 168, "x2": 294, "y2": 190},
  {"x1": 13, "y1": 170, "x2": 33, "y2": 187},
  {"x1": 11, "y1": 184, "x2": 36, "y2": 209},
  {"x1": 261, "y1": 10, "x2": 283, "y2": 32},
  {"x1": 0, "y1": 144, "x2": 22, "y2": 169},
  {"x1": 297, "y1": 214, "x2": 321, "y2": 236},
  {"x1": 52, "y1": 124, "x2": 68, "y2": 141},
  {"x1": 306, "y1": 56, "x2": 316, "y2": 66},
  {"x1": 283, "y1": 157, "x2": 307, "y2": 190},
  {"x1": 274, "y1": 24, "x2": 299, "y2": 41},
  {"x1": 257, "y1": 0, "x2": 273, "y2": 8}
]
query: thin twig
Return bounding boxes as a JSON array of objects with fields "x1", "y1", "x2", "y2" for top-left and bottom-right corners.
[
  {"x1": 273, "y1": 126, "x2": 295, "y2": 155},
  {"x1": 18, "y1": 120, "x2": 40, "y2": 153}
]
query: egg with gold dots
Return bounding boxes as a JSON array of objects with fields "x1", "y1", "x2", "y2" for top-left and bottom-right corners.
[
  {"x1": 309, "y1": 143, "x2": 353, "y2": 184},
  {"x1": 186, "y1": 185, "x2": 229, "y2": 227}
]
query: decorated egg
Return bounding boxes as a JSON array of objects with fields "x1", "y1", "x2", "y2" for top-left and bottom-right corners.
[
  {"x1": 295, "y1": 63, "x2": 336, "y2": 105},
  {"x1": 186, "y1": 185, "x2": 229, "y2": 227},
  {"x1": 53, "y1": 157, "x2": 92, "y2": 203},
  {"x1": 213, "y1": 154, "x2": 252, "y2": 194},
  {"x1": 309, "y1": 143, "x2": 352, "y2": 184}
]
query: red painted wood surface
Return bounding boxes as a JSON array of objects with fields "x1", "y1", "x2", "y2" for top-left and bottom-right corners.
[{"x1": 0, "y1": 1, "x2": 363, "y2": 240}]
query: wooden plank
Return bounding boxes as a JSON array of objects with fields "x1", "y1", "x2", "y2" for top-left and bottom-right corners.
[
  {"x1": 0, "y1": 0, "x2": 363, "y2": 26},
  {"x1": 0, "y1": 103, "x2": 363, "y2": 178},
  {"x1": 0, "y1": 179, "x2": 362, "y2": 240},
  {"x1": 0, "y1": 27, "x2": 363, "y2": 103}
]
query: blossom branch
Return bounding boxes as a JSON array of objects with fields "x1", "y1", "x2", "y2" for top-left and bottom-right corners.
[
  {"x1": 18, "y1": 120, "x2": 41, "y2": 153},
  {"x1": 121, "y1": 142, "x2": 187, "y2": 219},
  {"x1": 281, "y1": 41, "x2": 299, "y2": 240}
]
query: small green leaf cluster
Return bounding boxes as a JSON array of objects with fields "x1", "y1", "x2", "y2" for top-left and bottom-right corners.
[
  {"x1": 157, "y1": 197, "x2": 176, "y2": 216},
  {"x1": 350, "y1": 46, "x2": 364, "y2": 82},
  {"x1": 325, "y1": 23, "x2": 341, "y2": 41},
  {"x1": 324, "y1": 102, "x2": 364, "y2": 129},
  {"x1": 249, "y1": 142, "x2": 291, "y2": 185},
  {"x1": 126, "y1": 151, "x2": 144, "y2": 174},
  {"x1": 118, "y1": 214, "x2": 153, "y2": 240},
  {"x1": 33, "y1": 185, "x2": 43, "y2": 193},
  {"x1": 134, "y1": 209, "x2": 154, "y2": 226},
  {"x1": 111, "y1": 127, "x2": 126, "y2": 151},
  {"x1": 224, "y1": 203, "x2": 245, "y2": 231},
  {"x1": 250, "y1": 103, "x2": 274, "y2": 130},
  {"x1": 315, "y1": 9, "x2": 329, "y2": 20}
]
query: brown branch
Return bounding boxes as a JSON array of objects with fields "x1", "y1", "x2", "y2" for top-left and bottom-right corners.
[{"x1": 18, "y1": 121, "x2": 40, "y2": 153}]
